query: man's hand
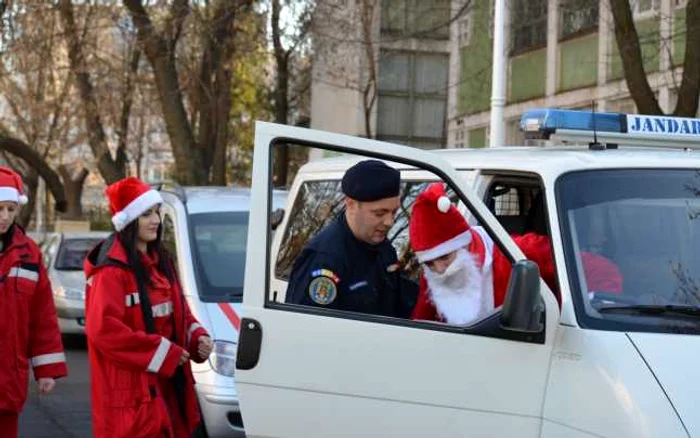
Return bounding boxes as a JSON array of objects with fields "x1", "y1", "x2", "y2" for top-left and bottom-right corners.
[
  {"x1": 178, "y1": 350, "x2": 191, "y2": 366},
  {"x1": 37, "y1": 378, "x2": 56, "y2": 395},
  {"x1": 198, "y1": 335, "x2": 213, "y2": 360}
]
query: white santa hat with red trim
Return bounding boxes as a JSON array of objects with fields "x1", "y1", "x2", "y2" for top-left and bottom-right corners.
[
  {"x1": 105, "y1": 177, "x2": 162, "y2": 231},
  {"x1": 409, "y1": 182, "x2": 472, "y2": 263},
  {"x1": 0, "y1": 166, "x2": 28, "y2": 205}
]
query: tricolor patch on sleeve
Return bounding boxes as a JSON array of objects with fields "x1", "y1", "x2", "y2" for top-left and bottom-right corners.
[{"x1": 311, "y1": 269, "x2": 340, "y2": 284}]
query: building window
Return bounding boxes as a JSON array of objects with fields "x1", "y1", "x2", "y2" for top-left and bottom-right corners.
[
  {"x1": 560, "y1": 0, "x2": 598, "y2": 38},
  {"x1": 458, "y1": 13, "x2": 471, "y2": 46},
  {"x1": 511, "y1": 0, "x2": 547, "y2": 54},
  {"x1": 632, "y1": 0, "x2": 660, "y2": 17},
  {"x1": 380, "y1": 0, "x2": 451, "y2": 40},
  {"x1": 453, "y1": 128, "x2": 467, "y2": 148},
  {"x1": 377, "y1": 50, "x2": 449, "y2": 149}
]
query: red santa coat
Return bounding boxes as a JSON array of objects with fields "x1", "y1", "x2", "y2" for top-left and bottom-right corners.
[
  {"x1": 84, "y1": 235, "x2": 209, "y2": 438},
  {"x1": 0, "y1": 225, "x2": 67, "y2": 413},
  {"x1": 411, "y1": 230, "x2": 620, "y2": 322}
]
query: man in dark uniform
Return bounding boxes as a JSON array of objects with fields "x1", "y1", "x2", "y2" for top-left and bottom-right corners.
[{"x1": 285, "y1": 160, "x2": 418, "y2": 318}]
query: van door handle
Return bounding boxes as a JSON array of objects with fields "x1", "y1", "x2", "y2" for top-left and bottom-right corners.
[{"x1": 236, "y1": 318, "x2": 262, "y2": 370}]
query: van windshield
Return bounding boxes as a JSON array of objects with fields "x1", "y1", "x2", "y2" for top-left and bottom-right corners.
[
  {"x1": 55, "y1": 238, "x2": 103, "y2": 271},
  {"x1": 557, "y1": 169, "x2": 700, "y2": 334},
  {"x1": 189, "y1": 212, "x2": 248, "y2": 302}
]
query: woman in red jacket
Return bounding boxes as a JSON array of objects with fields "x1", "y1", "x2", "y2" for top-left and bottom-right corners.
[
  {"x1": 0, "y1": 167, "x2": 67, "y2": 438},
  {"x1": 84, "y1": 177, "x2": 213, "y2": 438}
]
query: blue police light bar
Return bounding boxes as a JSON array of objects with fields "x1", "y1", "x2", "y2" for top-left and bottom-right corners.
[
  {"x1": 520, "y1": 109, "x2": 625, "y2": 140},
  {"x1": 520, "y1": 108, "x2": 700, "y2": 143}
]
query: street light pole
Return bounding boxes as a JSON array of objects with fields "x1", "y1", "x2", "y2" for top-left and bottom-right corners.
[{"x1": 489, "y1": 0, "x2": 507, "y2": 148}]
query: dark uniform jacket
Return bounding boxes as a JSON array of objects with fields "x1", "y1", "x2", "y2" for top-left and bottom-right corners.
[{"x1": 286, "y1": 213, "x2": 417, "y2": 317}]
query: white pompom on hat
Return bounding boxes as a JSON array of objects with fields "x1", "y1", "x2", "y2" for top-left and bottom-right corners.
[
  {"x1": 0, "y1": 166, "x2": 28, "y2": 205},
  {"x1": 105, "y1": 177, "x2": 162, "y2": 231}
]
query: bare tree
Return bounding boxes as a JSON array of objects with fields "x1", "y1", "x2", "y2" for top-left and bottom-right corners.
[
  {"x1": 58, "y1": 0, "x2": 128, "y2": 184},
  {"x1": 270, "y1": 0, "x2": 313, "y2": 187},
  {"x1": 123, "y1": 0, "x2": 252, "y2": 185},
  {"x1": 610, "y1": 0, "x2": 700, "y2": 116}
]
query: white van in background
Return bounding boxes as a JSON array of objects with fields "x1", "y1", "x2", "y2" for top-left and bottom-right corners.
[{"x1": 157, "y1": 185, "x2": 287, "y2": 438}]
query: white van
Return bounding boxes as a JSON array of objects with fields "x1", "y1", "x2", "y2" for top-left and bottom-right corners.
[
  {"x1": 157, "y1": 185, "x2": 287, "y2": 438},
  {"x1": 235, "y1": 109, "x2": 700, "y2": 437}
]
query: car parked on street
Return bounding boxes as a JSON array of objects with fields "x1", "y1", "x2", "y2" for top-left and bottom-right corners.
[
  {"x1": 42, "y1": 231, "x2": 110, "y2": 335},
  {"x1": 156, "y1": 184, "x2": 288, "y2": 438}
]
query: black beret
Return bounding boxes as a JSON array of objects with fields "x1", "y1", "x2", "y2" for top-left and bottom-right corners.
[{"x1": 341, "y1": 160, "x2": 400, "y2": 202}]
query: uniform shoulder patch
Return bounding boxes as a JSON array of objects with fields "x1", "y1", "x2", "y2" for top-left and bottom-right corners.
[
  {"x1": 311, "y1": 268, "x2": 340, "y2": 284},
  {"x1": 308, "y1": 276, "x2": 338, "y2": 306}
]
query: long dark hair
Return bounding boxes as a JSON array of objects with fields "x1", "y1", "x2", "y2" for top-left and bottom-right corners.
[{"x1": 117, "y1": 217, "x2": 175, "y2": 287}]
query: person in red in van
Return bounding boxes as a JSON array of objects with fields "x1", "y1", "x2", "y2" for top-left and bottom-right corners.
[
  {"x1": 409, "y1": 183, "x2": 622, "y2": 325},
  {"x1": 0, "y1": 167, "x2": 67, "y2": 438},
  {"x1": 84, "y1": 177, "x2": 213, "y2": 438}
]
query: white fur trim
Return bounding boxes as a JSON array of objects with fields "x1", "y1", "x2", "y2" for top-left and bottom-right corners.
[
  {"x1": 437, "y1": 196, "x2": 451, "y2": 213},
  {"x1": 111, "y1": 189, "x2": 162, "y2": 231},
  {"x1": 415, "y1": 229, "x2": 473, "y2": 263},
  {"x1": 0, "y1": 187, "x2": 21, "y2": 204}
]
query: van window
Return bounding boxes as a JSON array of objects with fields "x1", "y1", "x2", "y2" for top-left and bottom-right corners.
[
  {"x1": 189, "y1": 212, "x2": 249, "y2": 302},
  {"x1": 558, "y1": 168, "x2": 700, "y2": 334},
  {"x1": 486, "y1": 179, "x2": 548, "y2": 236},
  {"x1": 275, "y1": 179, "x2": 433, "y2": 283},
  {"x1": 55, "y1": 238, "x2": 103, "y2": 271},
  {"x1": 267, "y1": 143, "x2": 549, "y2": 338}
]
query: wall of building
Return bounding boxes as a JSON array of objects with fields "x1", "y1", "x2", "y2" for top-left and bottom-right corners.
[{"x1": 449, "y1": 0, "x2": 693, "y2": 148}]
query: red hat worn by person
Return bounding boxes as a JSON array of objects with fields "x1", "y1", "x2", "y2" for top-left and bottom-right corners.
[
  {"x1": 409, "y1": 182, "x2": 473, "y2": 263},
  {"x1": 105, "y1": 177, "x2": 162, "y2": 231},
  {"x1": 0, "y1": 166, "x2": 28, "y2": 205}
]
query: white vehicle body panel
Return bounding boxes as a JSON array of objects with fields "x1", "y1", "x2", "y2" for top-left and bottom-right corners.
[
  {"x1": 238, "y1": 122, "x2": 700, "y2": 437},
  {"x1": 544, "y1": 326, "x2": 686, "y2": 437},
  {"x1": 238, "y1": 122, "x2": 559, "y2": 437}
]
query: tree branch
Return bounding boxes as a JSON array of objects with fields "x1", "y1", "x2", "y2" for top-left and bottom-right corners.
[
  {"x1": 674, "y1": 0, "x2": 700, "y2": 116},
  {"x1": 609, "y1": 0, "x2": 663, "y2": 115},
  {"x1": 0, "y1": 136, "x2": 66, "y2": 212},
  {"x1": 165, "y1": 0, "x2": 190, "y2": 48},
  {"x1": 58, "y1": 0, "x2": 125, "y2": 183}
]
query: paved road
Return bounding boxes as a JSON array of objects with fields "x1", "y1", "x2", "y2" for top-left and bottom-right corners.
[{"x1": 19, "y1": 335, "x2": 92, "y2": 438}]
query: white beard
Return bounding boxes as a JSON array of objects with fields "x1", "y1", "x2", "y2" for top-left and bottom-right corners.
[{"x1": 423, "y1": 248, "x2": 494, "y2": 326}]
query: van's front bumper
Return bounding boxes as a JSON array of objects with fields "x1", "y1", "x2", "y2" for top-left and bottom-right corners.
[{"x1": 197, "y1": 382, "x2": 245, "y2": 438}]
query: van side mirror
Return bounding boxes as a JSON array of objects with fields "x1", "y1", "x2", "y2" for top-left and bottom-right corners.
[
  {"x1": 271, "y1": 208, "x2": 285, "y2": 230},
  {"x1": 500, "y1": 260, "x2": 544, "y2": 333}
]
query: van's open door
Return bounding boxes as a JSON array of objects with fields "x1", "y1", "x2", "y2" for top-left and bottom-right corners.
[{"x1": 235, "y1": 122, "x2": 559, "y2": 437}]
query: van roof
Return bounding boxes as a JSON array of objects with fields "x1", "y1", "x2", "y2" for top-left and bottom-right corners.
[
  {"x1": 297, "y1": 147, "x2": 700, "y2": 180},
  {"x1": 161, "y1": 186, "x2": 288, "y2": 215}
]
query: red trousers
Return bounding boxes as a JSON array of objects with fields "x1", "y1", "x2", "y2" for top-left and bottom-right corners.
[{"x1": 0, "y1": 413, "x2": 18, "y2": 438}]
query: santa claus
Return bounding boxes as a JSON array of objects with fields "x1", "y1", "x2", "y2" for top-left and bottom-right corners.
[{"x1": 408, "y1": 183, "x2": 622, "y2": 325}]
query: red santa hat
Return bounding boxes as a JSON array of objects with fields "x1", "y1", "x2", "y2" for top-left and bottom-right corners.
[
  {"x1": 409, "y1": 182, "x2": 472, "y2": 263},
  {"x1": 0, "y1": 166, "x2": 28, "y2": 205},
  {"x1": 105, "y1": 177, "x2": 162, "y2": 231}
]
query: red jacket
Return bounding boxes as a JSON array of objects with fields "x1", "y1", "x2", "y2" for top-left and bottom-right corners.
[
  {"x1": 84, "y1": 235, "x2": 209, "y2": 438},
  {"x1": 0, "y1": 225, "x2": 67, "y2": 413},
  {"x1": 411, "y1": 232, "x2": 622, "y2": 322}
]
